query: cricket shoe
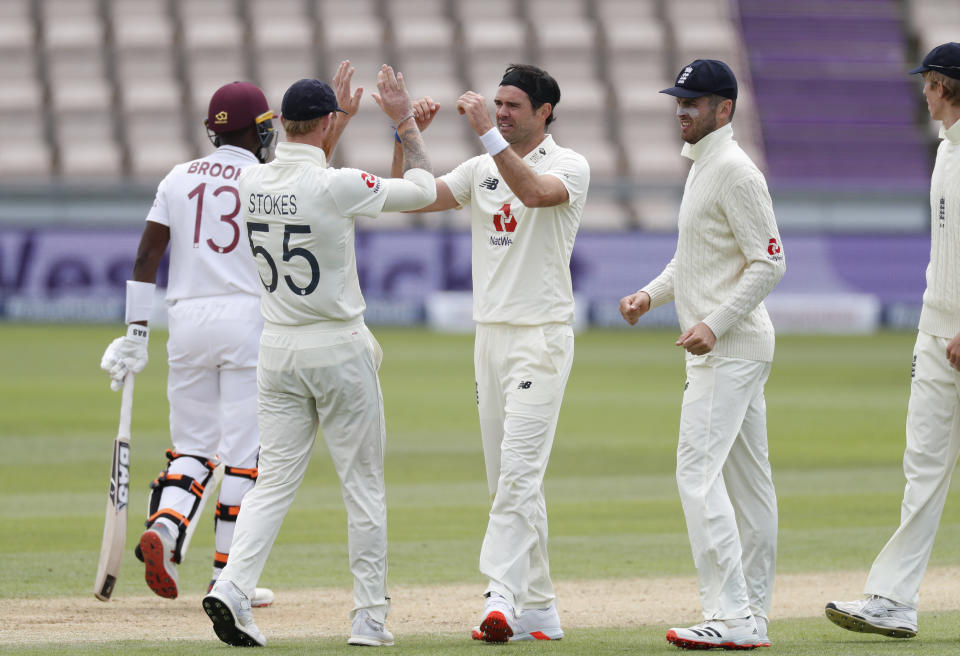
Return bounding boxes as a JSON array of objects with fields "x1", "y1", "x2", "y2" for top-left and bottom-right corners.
[
  {"x1": 251, "y1": 587, "x2": 275, "y2": 608},
  {"x1": 209, "y1": 578, "x2": 275, "y2": 608},
  {"x1": 754, "y1": 616, "x2": 771, "y2": 647},
  {"x1": 348, "y1": 609, "x2": 394, "y2": 646},
  {"x1": 825, "y1": 596, "x2": 917, "y2": 638},
  {"x1": 472, "y1": 592, "x2": 515, "y2": 643},
  {"x1": 203, "y1": 580, "x2": 267, "y2": 647},
  {"x1": 137, "y1": 524, "x2": 178, "y2": 599},
  {"x1": 665, "y1": 617, "x2": 763, "y2": 650},
  {"x1": 509, "y1": 604, "x2": 564, "y2": 641}
]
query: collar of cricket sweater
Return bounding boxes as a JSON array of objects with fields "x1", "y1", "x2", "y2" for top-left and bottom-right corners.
[
  {"x1": 274, "y1": 141, "x2": 328, "y2": 167},
  {"x1": 681, "y1": 122, "x2": 734, "y2": 162},
  {"x1": 940, "y1": 117, "x2": 960, "y2": 144}
]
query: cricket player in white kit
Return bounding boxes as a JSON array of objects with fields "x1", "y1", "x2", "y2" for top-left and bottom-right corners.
[
  {"x1": 826, "y1": 42, "x2": 960, "y2": 641},
  {"x1": 397, "y1": 64, "x2": 589, "y2": 643},
  {"x1": 100, "y1": 81, "x2": 278, "y2": 606},
  {"x1": 619, "y1": 60, "x2": 785, "y2": 650},
  {"x1": 202, "y1": 66, "x2": 436, "y2": 648}
]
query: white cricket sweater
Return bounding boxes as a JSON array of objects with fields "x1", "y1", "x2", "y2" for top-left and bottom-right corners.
[
  {"x1": 919, "y1": 118, "x2": 960, "y2": 339},
  {"x1": 641, "y1": 123, "x2": 785, "y2": 362}
]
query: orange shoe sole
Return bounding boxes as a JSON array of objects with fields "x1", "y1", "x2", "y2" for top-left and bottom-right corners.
[
  {"x1": 479, "y1": 611, "x2": 513, "y2": 643},
  {"x1": 139, "y1": 531, "x2": 178, "y2": 599}
]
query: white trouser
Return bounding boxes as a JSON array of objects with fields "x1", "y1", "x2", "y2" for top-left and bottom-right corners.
[
  {"x1": 677, "y1": 355, "x2": 777, "y2": 621},
  {"x1": 158, "y1": 295, "x2": 262, "y2": 538},
  {"x1": 475, "y1": 322, "x2": 575, "y2": 612},
  {"x1": 219, "y1": 320, "x2": 390, "y2": 623},
  {"x1": 166, "y1": 293, "x2": 262, "y2": 467},
  {"x1": 865, "y1": 330, "x2": 960, "y2": 609}
]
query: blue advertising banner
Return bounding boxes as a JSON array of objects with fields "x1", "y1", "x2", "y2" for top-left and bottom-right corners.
[{"x1": 0, "y1": 228, "x2": 928, "y2": 330}]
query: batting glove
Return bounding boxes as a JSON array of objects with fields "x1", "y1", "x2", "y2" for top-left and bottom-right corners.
[{"x1": 100, "y1": 324, "x2": 150, "y2": 391}]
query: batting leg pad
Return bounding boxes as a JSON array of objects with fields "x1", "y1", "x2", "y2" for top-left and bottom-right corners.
[
  {"x1": 213, "y1": 464, "x2": 259, "y2": 563},
  {"x1": 135, "y1": 449, "x2": 216, "y2": 564},
  {"x1": 212, "y1": 550, "x2": 229, "y2": 573}
]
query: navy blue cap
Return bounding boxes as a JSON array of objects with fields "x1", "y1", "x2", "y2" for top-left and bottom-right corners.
[
  {"x1": 280, "y1": 79, "x2": 347, "y2": 121},
  {"x1": 909, "y1": 42, "x2": 960, "y2": 81},
  {"x1": 660, "y1": 59, "x2": 738, "y2": 100}
]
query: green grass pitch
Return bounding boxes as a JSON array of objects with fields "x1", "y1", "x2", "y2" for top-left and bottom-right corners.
[{"x1": 2, "y1": 325, "x2": 959, "y2": 654}]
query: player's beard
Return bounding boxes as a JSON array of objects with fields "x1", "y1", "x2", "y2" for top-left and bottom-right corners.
[{"x1": 681, "y1": 109, "x2": 719, "y2": 145}]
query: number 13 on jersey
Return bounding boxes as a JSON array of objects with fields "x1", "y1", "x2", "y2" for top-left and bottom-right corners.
[{"x1": 188, "y1": 182, "x2": 241, "y2": 253}]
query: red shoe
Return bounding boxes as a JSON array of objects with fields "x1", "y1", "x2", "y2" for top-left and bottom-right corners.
[
  {"x1": 138, "y1": 526, "x2": 178, "y2": 599},
  {"x1": 473, "y1": 593, "x2": 515, "y2": 643}
]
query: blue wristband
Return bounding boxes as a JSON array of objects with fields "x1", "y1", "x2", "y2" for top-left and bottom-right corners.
[{"x1": 394, "y1": 129, "x2": 401, "y2": 144}]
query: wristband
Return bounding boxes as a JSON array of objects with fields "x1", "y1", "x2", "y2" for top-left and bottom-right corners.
[
  {"x1": 124, "y1": 280, "x2": 156, "y2": 324},
  {"x1": 126, "y1": 323, "x2": 150, "y2": 342},
  {"x1": 479, "y1": 127, "x2": 509, "y2": 156},
  {"x1": 394, "y1": 129, "x2": 401, "y2": 144}
]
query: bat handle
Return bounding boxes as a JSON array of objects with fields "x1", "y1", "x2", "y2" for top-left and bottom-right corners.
[{"x1": 118, "y1": 373, "x2": 135, "y2": 440}]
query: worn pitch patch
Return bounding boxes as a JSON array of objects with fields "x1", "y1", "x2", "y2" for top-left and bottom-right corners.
[{"x1": 5, "y1": 568, "x2": 960, "y2": 645}]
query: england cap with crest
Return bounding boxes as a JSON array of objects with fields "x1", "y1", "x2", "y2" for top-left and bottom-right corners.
[{"x1": 660, "y1": 59, "x2": 738, "y2": 100}]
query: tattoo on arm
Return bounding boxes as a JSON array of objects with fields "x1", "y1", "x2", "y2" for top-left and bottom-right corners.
[
  {"x1": 399, "y1": 125, "x2": 431, "y2": 174},
  {"x1": 390, "y1": 139, "x2": 403, "y2": 178}
]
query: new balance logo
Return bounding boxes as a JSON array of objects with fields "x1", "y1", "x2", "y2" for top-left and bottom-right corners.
[
  {"x1": 480, "y1": 177, "x2": 500, "y2": 190},
  {"x1": 517, "y1": 380, "x2": 532, "y2": 390}
]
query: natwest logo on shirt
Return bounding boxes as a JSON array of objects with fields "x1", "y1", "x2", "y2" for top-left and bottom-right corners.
[
  {"x1": 767, "y1": 237, "x2": 783, "y2": 261},
  {"x1": 492, "y1": 203, "x2": 517, "y2": 233}
]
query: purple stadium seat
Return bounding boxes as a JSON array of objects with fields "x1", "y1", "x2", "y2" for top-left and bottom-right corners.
[{"x1": 736, "y1": 0, "x2": 932, "y2": 190}]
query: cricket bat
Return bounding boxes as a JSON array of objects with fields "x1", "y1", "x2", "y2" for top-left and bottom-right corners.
[{"x1": 93, "y1": 373, "x2": 135, "y2": 601}]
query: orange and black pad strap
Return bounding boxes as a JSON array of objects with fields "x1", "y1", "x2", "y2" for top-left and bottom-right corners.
[
  {"x1": 165, "y1": 449, "x2": 215, "y2": 470},
  {"x1": 149, "y1": 472, "x2": 205, "y2": 499},
  {"x1": 215, "y1": 502, "x2": 241, "y2": 522},
  {"x1": 224, "y1": 466, "x2": 258, "y2": 480},
  {"x1": 147, "y1": 508, "x2": 190, "y2": 529}
]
